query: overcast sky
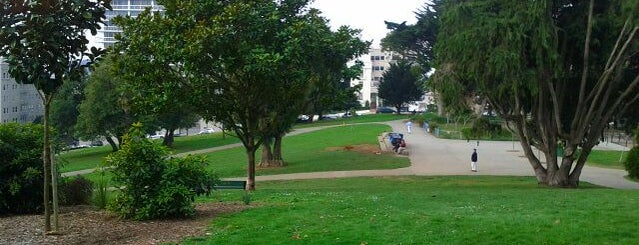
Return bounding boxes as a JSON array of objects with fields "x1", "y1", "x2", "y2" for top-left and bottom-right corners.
[{"x1": 310, "y1": 0, "x2": 427, "y2": 48}]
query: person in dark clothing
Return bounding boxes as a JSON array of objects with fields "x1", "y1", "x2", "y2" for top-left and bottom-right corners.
[
  {"x1": 391, "y1": 137, "x2": 401, "y2": 153},
  {"x1": 471, "y1": 148, "x2": 478, "y2": 172}
]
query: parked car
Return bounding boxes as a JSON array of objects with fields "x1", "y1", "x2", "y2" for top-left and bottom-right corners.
[
  {"x1": 376, "y1": 107, "x2": 396, "y2": 114},
  {"x1": 90, "y1": 140, "x2": 103, "y2": 147},
  {"x1": 296, "y1": 115, "x2": 310, "y2": 123},
  {"x1": 148, "y1": 134, "x2": 164, "y2": 139},
  {"x1": 198, "y1": 128, "x2": 215, "y2": 134}
]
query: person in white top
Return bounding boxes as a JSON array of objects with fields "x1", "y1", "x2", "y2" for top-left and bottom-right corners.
[{"x1": 406, "y1": 121, "x2": 413, "y2": 134}]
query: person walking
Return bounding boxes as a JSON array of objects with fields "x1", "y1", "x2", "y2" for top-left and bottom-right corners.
[
  {"x1": 406, "y1": 120, "x2": 413, "y2": 134},
  {"x1": 471, "y1": 149, "x2": 478, "y2": 172}
]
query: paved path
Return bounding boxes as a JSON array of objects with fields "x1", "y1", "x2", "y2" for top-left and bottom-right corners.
[
  {"x1": 64, "y1": 120, "x2": 639, "y2": 189},
  {"x1": 230, "y1": 120, "x2": 639, "y2": 189}
]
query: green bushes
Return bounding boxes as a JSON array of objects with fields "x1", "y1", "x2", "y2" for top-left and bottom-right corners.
[
  {"x1": 625, "y1": 127, "x2": 639, "y2": 179},
  {"x1": 625, "y1": 147, "x2": 639, "y2": 179},
  {"x1": 105, "y1": 123, "x2": 216, "y2": 220},
  {"x1": 59, "y1": 176, "x2": 94, "y2": 206},
  {"x1": 0, "y1": 123, "x2": 45, "y2": 215}
]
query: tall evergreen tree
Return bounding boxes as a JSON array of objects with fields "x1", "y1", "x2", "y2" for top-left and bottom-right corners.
[{"x1": 378, "y1": 60, "x2": 424, "y2": 113}]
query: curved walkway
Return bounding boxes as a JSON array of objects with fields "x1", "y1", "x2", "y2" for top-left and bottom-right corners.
[
  {"x1": 64, "y1": 120, "x2": 639, "y2": 189},
  {"x1": 234, "y1": 120, "x2": 639, "y2": 190}
]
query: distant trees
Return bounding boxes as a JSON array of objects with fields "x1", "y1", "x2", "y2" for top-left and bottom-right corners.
[
  {"x1": 378, "y1": 61, "x2": 424, "y2": 113},
  {"x1": 112, "y1": 9, "x2": 199, "y2": 147},
  {"x1": 435, "y1": 0, "x2": 639, "y2": 187},
  {"x1": 75, "y1": 56, "x2": 134, "y2": 152},
  {"x1": 0, "y1": 0, "x2": 110, "y2": 232}
]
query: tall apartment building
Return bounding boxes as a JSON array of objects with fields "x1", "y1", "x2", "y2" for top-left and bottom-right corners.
[
  {"x1": 350, "y1": 48, "x2": 433, "y2": 111},
  {"x1": 351, "y1": 48, "x2": 395, "y2": 109},
  {"x1": 0, "y1": 59, "x2": 44, "y2": 124},
  {"x1": 97, "y1": 0, "x2": 163, "y2": 48}
]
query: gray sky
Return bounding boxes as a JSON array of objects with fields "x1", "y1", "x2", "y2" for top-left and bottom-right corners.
[{"x1": 310, "y1": 0, "x2": 427, "y2": 48}]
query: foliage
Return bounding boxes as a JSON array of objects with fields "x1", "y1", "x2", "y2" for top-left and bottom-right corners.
[
  {"x1": 463, "y1": 117, "x2": 502, "y2": 140},
  {"x1": 167, "y1": 0, "x2": 369, "y2": 189},
  {"x1": 92, "y1": 170, "x2": 110, "y2": 210},
  {"x1": 51, "y1": 78, "x2": 87, "y2": 145},
  {"x1": 0, "y1": 123, "x2": 45, "y2": 214},
  {"x1": 76, "y1": 55, "x2": 135, "y2": 152},
  {"x1": 378, "y1": 60, "x2": 425, "y2": 112},
  {"x1": 105, "y1": 123, "x2": 216, "y2": 220},
  {"x1": 112, "y1": 10, "x2": 200, "y2": 147},
  {"x1": 435, "y1": 0, "x2": 639, "y2": 187},
  {"x1": 624, "y1": 147, "x2": 639, "y2": 179},
  {"x1": 0, "y1": 0, "x2": 111, "y2": 231},
  {"x1": 59, "y1": 176, "x2": 93, "y2": 206}
]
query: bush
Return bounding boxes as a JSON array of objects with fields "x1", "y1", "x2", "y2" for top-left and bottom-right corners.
[
  {"x1": 59, "y1": 176, "x2": 94, "y2": 206},
  {"x1": 106, "y1": 123, "x2": 216, "y2": 220},
  {"x1": 624, "y1": 147, "x2": 639, "y2": 179},
  {"x1": 0, "y1": 123, "x2": 45, "y2": 215},
  {"x1": 428, "y1": 122, "x2": 439, "y2": 133}
]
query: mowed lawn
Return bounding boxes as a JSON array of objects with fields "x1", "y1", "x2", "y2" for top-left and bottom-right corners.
[
  {"x1": 202, "y1": 123, "x2": 409, "y2": 178},
  {"x1": 185, "y1": 176, "x2": 639, "y2": 245},
  {"x1": 58, "y1": 132, "x2": 240, "y2": 173}
]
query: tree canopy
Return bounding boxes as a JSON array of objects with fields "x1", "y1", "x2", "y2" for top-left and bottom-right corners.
[
  {"x1": 435, "y1": 0, "x2": 639, "y2": 187},
  {"x1": 0, "y1": 0, "x2": 111, "y2": 232},
  {"x1": 378, "y1": 60, "x2": 424, "y2": 113}
]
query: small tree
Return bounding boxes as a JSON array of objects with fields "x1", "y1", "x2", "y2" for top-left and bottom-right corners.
[
  {"x1": 379, "y1": 60, "x2": 425, "y2": 113},
  {"x1": 0, "y1": 0, "x2": 111, "y2": 232},
  {"x1": 105, "y1": 123, "x2": 216, "y2": 220}
]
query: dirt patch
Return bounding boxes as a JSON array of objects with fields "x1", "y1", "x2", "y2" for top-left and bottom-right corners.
[
  {"x1": 0, "y1": 203, "x2": 251, "y2": 245},
  {"x1": 326, "y1": 144, "x2": 381, "y2": 154}
]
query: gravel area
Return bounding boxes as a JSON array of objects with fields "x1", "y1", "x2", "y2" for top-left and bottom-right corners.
[{"x1": 0, "y1": 203, "x2": 250, "y2": 245}]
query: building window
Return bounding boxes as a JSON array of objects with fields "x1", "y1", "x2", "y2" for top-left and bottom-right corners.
[
  {"x1": 2, "y1": 107, "x2": 8, "y2": 113},
  {"x1": 373, "y1": 66, "x2": 385, "y2": 71}
]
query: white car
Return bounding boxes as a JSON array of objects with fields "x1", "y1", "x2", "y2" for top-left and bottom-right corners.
[
  {"x1": 198, "y1": 128, "x2": 215, "y2": 134},
  {"x1": 148, "y1": 134, "x2": 164, "y2": 139}
]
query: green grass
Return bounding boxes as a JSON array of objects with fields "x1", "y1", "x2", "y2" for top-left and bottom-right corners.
[
  {"x1": 58, "y1": 132, "x2": 240, "y2": 173},
  {"x1": 184, "y1": 176, "x2": 639, "y2": 245},
  {"x1": 75, "y1": 123, "x2": 408, "y2": 183},
  {"x1": 203, "y1": 124, "x2": 409, "y2": 178},
  {"x1": 294, "y1": 113, "x2": 409, "y2": 128},
  {"x1": 586, "y1": 150, "x2": 627, "y2": 169}
]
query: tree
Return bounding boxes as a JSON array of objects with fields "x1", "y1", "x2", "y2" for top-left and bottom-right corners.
[
  {"x1": 382, "y1": 1, "x2": 442, "y2": 114},
  {"x1": 378, "y1": 60, "x2": 424, "y2": 113},
  {"x1": 112, "y1": 9, "x2": 199, "y2": 147},
  {"x1": 76, "y1": 56, "x2": 135, "y2": 152},
  {"x1": 0, "y1": 0, "x2": 110, "y2": 232},
  {"x1": 51, "y1": 77, "x2": 86, "y2": 146},
  {"x1": 165, "y1": 0, "x2": 368, "y2": 189},
  {"x1": 435, "y1": 0, "x2": 639, "y2": 187}
]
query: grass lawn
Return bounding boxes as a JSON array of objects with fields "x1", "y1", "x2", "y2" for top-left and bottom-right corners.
[
  {"x1": 58, "y1": 132, "x2": 240, "y2": 173},
  {"x1": 184, "y1": 176, "x2": 639, "y2": 245},
  {"x1": 586, "y1": 150, "x2": 627, "y2": 169},
  {"x1": 294, "y1": 113, "x2": 409, "y2": 128},
  {"x1": 76, "y1": 123, "x2": 408, "y2": 182},
  {"x1": 202, "y1": 123, "x2": 408, "y2": 178}
]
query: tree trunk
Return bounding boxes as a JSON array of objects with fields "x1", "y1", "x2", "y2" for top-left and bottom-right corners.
[
  {"x1": 50, "y1": 145, "x2": 59, "y2": 233},
  {"x1": 105, "y1": 136, "x2": 118, "y2": 152},
  {"x1": 272, "y1": 135, "x2": 284, "y2": 166},
  {"x1": 43, "y1": 95, "x2": 52, "y2": 233},
  {"x1": 163, "y1": 129, "x2": 175, "y2": 147},
  {"x1": 246, "y1": 145, "x2": 256, "y2": 191},
  {"x1": 259, "y1": 138, "x2": 273, "y2": 167}
]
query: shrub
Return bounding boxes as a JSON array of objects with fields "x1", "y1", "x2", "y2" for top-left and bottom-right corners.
[
  {"x1": 428, "y1": 122, "x2": 439, "y2": 133},
  {"x1": 92, "y1": 170, "x2": 109, "y2": 210},
  {"x1": 624, "y1": 147, "x2": 639, "y2": 179},
  {"x1": 59, "y1": 176, "x2": 94, "y2": 206},
  {"x1": 106, "y1": 123, "x2": 216, "y2": 220},
  {"x1": 0, "y1": 123, "x2": 45, "y2": 215}
]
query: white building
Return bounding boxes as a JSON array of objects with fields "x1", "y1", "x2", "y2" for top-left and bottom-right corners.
[
  {"x1": 93, "y1": 0, "x2": 164, "y2": 48},
  {"x1": 350, "y1": 48, "x2": 434, "y2": 112},
  {"x1": 0, "y1": 59, "x2": 44, "y2": 124},
  {"x1": 350, "y1": 48, "x2": 395, "y2": 109}
]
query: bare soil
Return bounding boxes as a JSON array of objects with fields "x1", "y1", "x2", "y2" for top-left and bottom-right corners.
[
  {"x1": 0, "y1": 203, "x2": 250, "y2": 245},
  {"x1": 325, "y1": 144, "x2": 381, "y2": 154}
]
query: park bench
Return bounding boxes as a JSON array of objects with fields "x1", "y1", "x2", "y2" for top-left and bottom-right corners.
[{"x1": 214, "y1": 180, "x2": 247, "y2": 190}]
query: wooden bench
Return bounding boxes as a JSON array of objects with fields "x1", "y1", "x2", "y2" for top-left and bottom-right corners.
[{"x1": 214, "y1": 180, "x2": 247, "y2": 190}]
